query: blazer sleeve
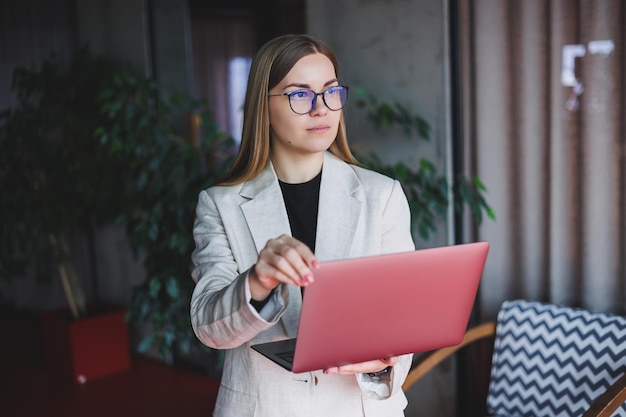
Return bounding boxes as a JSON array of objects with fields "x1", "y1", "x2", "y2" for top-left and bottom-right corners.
[{"x1": 189, "y1": 189, "x2": 289, "y2": 349}]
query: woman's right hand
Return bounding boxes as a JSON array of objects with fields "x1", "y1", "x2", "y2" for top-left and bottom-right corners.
[{"x1": 249, "y1": 234, "x2": 318, "y2": 300}]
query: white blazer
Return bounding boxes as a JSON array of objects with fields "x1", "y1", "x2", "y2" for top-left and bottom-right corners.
[{"x1": 191, "y1": 152, "x2": 416, "y2": 417}]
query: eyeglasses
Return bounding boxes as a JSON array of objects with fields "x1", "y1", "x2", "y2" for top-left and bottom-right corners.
[{"x1": 268, "y1": 85, "x2": 349, "y2": 115}]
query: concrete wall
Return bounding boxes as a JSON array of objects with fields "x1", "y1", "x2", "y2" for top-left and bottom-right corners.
[
  {"x1": 75, "y1": 0, "x2": 152, "y2": 77},
  {"x1": 306, "y1": 0, "x2": 456, "y2": 415},
  {"x1": 307, "y1": 0, "x2": 452, "y2": 251}
]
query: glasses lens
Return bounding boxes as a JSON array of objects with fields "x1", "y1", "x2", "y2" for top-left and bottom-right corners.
[
  {"x1": 286, "y1": 87, "x2": 348, "y2": 114},
  {"x1": 288, "y1": 90, "x2": 316, "y2": 114},
  {"x1": 323, "y1": 86, "x2": 348, "y2": 111}
]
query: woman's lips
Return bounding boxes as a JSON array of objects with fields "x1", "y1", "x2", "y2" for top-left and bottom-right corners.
[{"x1": 307, "y1": 125, "x2": 330, "y2": 133}]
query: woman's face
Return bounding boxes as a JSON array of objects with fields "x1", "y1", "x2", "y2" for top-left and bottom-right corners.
[{"x1": 268, "y1": 53, "x2": 342, "y2": 160}]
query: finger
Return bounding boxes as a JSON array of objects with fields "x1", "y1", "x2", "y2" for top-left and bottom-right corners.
[
  {"x1": 274, "y1": 235, "x2": 318, "y2": 270},
  {"x1": 324, "y1": 359, "x2": 389, "y2": 375},
  {"x1": 256, "y1": 253, "x2": 302, "y2": 287},
  {"x1": 257, "y1": 237, "x2": 316, "y2": 286},
  {"x1": 382, "y1": 356, "x2": 399, "y2": 366},
  {"x1": 266, "y1": 236, "x2": 317, "y2": 284},
  {"x1": 275, "y1": 243, "x2": 316, "y2": 285},
  {"x1": 254, "y1": 262, "x2": 299, "y2": 288}
]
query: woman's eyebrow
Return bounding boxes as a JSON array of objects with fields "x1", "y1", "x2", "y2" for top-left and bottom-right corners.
[{"x1": 282, "y1": 79, "x2": 339, "y2": 90}]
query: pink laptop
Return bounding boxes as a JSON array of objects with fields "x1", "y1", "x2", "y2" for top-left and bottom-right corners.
[{"x1": 251, "y1": 241, "x2": 490, "y2": 373}]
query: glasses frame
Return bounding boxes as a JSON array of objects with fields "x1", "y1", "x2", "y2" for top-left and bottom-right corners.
[{"x1": 268, "y1": 85, "x2": 349, "y2": 115}]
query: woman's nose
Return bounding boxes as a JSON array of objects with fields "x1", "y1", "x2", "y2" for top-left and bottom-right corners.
[{"x1": 309, "y1": 95, "x2": 328, "y2": 116}]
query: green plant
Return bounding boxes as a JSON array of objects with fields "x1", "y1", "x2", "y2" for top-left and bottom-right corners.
[
  {"x1": 95, "y1": 73, "x2": 235, "y2": 359},
  {"x1": 352, "y1": 87, "x2": 495, "y2": 239},
  {"x1": 0, "y1": 48, "x2": 132, "y2": 319},
  {"x1": 0, "y1": 47, "x2": 233, "y2": 364}
]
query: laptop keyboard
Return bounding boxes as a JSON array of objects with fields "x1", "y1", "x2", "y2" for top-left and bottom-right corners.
[{"x1": 276, "y1": 350, "x2": 294, "y2": 365}]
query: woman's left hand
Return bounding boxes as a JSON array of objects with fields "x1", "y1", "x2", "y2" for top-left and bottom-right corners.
[{"x1": 323, "y1": 356, "x2": 399, "y2": 375}]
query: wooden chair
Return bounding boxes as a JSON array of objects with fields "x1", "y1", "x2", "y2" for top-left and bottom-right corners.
[{"x1": 403, "y1": 300, "x2": 626, "y2": 417}]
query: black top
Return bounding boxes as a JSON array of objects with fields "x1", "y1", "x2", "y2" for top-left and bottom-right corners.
[
  {"x1": 278, "y1": 171, "x2": 321, "y2": 252},
  {"x1": 250, "y1": 171, "x2": 321, "y2": 311}
]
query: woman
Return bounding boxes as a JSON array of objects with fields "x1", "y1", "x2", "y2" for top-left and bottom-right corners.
[{"x1": 190, "y1": 34, "x2": 415, "y2": 417}]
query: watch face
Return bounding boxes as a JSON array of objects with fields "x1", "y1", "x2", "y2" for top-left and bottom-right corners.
[{"x1": 367, "y1": 366, "x2": 392, "y2": 378}]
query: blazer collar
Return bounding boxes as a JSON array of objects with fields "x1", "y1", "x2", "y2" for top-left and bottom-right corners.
[
  {"x1": 239, "y1": 162, "x2": 291, "y2": 255},
  {"x1": 315, "y1": 152, "x2": 362, "y2": 262},
  {"x1": 239, "y1": 151, "x2": 362, "y2": 261}
]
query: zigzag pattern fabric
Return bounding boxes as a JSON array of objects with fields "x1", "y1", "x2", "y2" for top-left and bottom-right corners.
[{"x1": 487, "y1": 299, "x2": 626, "y2": 417}]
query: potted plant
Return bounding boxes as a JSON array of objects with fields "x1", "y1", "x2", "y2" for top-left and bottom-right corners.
[
  {"x1": 94, "y1": 72, "x2": 235, "y2": 377},
  {"x1": 0, "y1": 48, "x2": 139, "y2": 383}
]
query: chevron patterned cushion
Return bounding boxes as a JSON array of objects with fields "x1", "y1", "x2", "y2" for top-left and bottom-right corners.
[{"x1": 487, "y1": 299, "x2": 626, "y2": 417}]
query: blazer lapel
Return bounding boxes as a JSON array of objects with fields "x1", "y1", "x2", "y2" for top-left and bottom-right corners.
[
  {"x1": 239, "y1": 162, "x2": 301, "y2": 338},
  {"x1": 239, "y1": 154, "x2": 363, "y2": 261},
  {"x1": 315, "y1": 152, "x2": 362, "y2": 262},
  {"x1": 239, "y1": 163, "x2": 291, "y2": 254}
]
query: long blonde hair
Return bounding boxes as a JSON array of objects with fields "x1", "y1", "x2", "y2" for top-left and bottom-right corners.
[{"x1": 218, "y1": 34, "x2": 356, "y2": 186}]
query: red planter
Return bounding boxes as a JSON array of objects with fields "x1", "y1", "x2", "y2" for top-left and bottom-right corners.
[{"x1": 42, "y1": 307, "x2": 131, "y2": 384}]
